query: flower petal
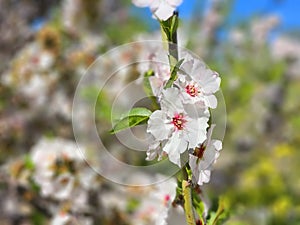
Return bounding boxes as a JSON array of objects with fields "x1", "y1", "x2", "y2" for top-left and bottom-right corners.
[
  {"x1": 154, "y1": 1, "x2": 175, "y2": 21},
  {"x1": 185, "y1": 117, "x2": 209, "y2": 148},
  {"x1": 167, "y1": 0, "x2": 183, "y2": 7},
  {"x1": 147, "y1": 110, "x2": 172, "y2": 140},
  {"x1": 204, "y1": 94, "x2": 218, "y2": 109},
  {"x1": 201, "y1": 145, "x2": 218, "y2": 169},
  {"x1": 146, "y1": 137, "x2": 164, "y2": 161},
  {"x1": 180, "y1": 58, "x2": 194, "y2": 76},
  {"x1": 197, "y1": 170, "x2": 211, "y2": 185},
  {"x1": 161, "y1": 88, "x2": 184, "y2": 115},
  {"x1": 213, "y1": 140, "x2": 222, "y2": 151},
  {"x1": 212, "y1": 140, "x2": 222, "y2": 159},
  {"x1": 163, "y1": 131, "x2": 188, "y2": 167},
  {"x1": 189, "y1": 155, "x2": 211, "y2": 185},
  {"x1": 132, "y1": 0, "x2": 152, "y2": 7},
  {"x1": 183, "y1": 103, "x2": 209, "y2": 119},
  {"x1": 198, "y1": 70, "x2": 221, "y2": 94}
]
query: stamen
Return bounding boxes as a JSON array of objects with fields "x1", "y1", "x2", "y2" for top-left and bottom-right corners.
[
  {"x1": 172, "y1": 113, "x2": 186, "y2": 130},
  {"x1": 185, "y1": 84, "x2": 199, "y2": 97}
]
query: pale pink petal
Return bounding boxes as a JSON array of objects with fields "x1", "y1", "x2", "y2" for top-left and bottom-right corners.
[
  {"x1": 147, "y1": 110, "x2": 173, "y2": 140},
  {"x1": 201, "y1": 145, "x2": 218, "y2": 169},
  {"x1": 185, "y1": 117, "x2": 208, "y2": 148},
  {"x1": 132, "y1": 0, "x2": 152, "y2": 7},
  {"x1": 191, "y1": 60, "x2": 206, "y2": 76},
  {"x1": 163, "y1": 131, "x2": 188, "y2": 167},
  {"x1": 146, "y1": 148, "x2": 159, "y2": 161},
  {"x1": 189, "y1": 155, "x2": 199, "y2": 176},
  {"x1": 189, "y1": 155, "x2": 211, "y2": 185},
  {"x1": 197, "y1": 170, "x2": 211, "y2": 185},
  {"x1": 204, "y1": 94, "x2": 218, "y2": 109},
  {"x1": 198, "y1": 70, "x2": 221, "y2": 94},
  {"x1": 154, "y1": 1, "x2": 175, "y2": 21},
  {"x1": 146, "y1": 137, "x2": 163, "y2": 161},
  {"x1": 212, "y1": 140, "x2": 222, "y2": 160},
  {"x1": 149, "y1": 76, "x2": 164, "y2": 96},
  {"x1": 212, "y1": 140, "x2": 222, "y2": 151},
  {"x1": 183, "y1": 103, "x2": 209, "y2": 119},
  {"x1": 167, "y1": 0, "x2": 183, "y2": 7},
  {"x1": 149, "y1": 1, "x2": 160, "y2": 11},
  {"x1": 180, "y1": 59, "x2": 194, "y2": 76},
  {"x1": 161, "y1": 88, "x2": 184, "y2": 115}
]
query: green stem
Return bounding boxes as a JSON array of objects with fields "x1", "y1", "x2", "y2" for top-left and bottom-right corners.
[
  {"x1": 167, "y1": 13, "x2": 179, "y2": 75},
  {"x1": 160, "y1": 12, "x2": 180, "y2": 89},
  {"x1": 159, "y1": 12, "x2": 196, "y2": 225},
  {"x1": 169, "y1": 12, "x2": 178, "y2": 62},
  {"x1": 182, "y1": 180, "x2": 196, "y2": 225}
]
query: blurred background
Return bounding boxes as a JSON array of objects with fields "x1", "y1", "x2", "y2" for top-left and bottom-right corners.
[{"x1": 0, "y1": 0, "x2": 300, "y2": 224}]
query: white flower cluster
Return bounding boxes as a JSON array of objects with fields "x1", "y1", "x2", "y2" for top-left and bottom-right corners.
[
  {"x1": 1, "y1": 43, "x2": 57, "y2": 109},
  {"x1": 101, "y1": 174, "x2": 184, "y2": 225},
  {"x1": 30, "y1": 138, "x2": 99, "y2": 225},
  {"x1": 131, "y1": 176, "x2": 182, "y2": 225},
  {"x1": 145, "y1": 53, "x2": 223, "y2": 186}
]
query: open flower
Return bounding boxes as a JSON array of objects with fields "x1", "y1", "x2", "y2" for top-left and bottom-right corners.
[
  {"x1": 136, "y1": 42, "x2": 171, "y2": 98},
  {"x1": 178, "y1": 57, "x2": 221, "y2": 108},
  {"x1": 149, "y1": 62, "x2": 171, "y2": 97},
  {"x1": 147, "y1": 88, "x2": 209, "y2": 167},
  {"x1": 30, "y1": 138, "x2": 83, "y2": 200},
  {"x1": 51, "y1": 212, "x2": 71, "y2": 225},
  {"x1": 189, "y1": 125, "x2": 222, "y2": 185},
  {"x1": 132, "y1": 0, "x2": 183, "y2": 21},
  {"x1": 132, "y1": 175, "x2": 178, "y2": 225}
]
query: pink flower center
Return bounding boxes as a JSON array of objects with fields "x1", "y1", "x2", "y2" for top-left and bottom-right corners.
[
  {"x1": 163, "y1": 194, "x2": 171, "y2": 206},
  {"x1": 172, "y1": 113, "x2": 186, "y2": 130},
  {"x1": 164, "y1": 194, "x2": 170, "y2": 202},
  {"x1": 185, "y1": 84, "x2": 199, "y2": 97}
]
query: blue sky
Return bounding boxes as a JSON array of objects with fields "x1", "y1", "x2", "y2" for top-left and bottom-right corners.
[{"x1": 178, "y1": 0, "x2": 300, "y2": 30}]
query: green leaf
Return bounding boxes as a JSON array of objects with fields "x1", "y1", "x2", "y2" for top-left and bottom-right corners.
[
  {"x1": 160, "y1": 12, "x2": 179, "y2": 43},
  {"x1": 110, "y1": 107, "x2": 152, "y2": 134},
  {"x1": 207, "y1": 197, "x2": 230, "y2": 225},
  {"x1": 164, "y1": 58, "x2": 184, "y2": 88},
  {"x1": 161, "y1": 19, "x2": 172, "y2": 41},
  {"x1": 170, "y1": 13, "x2": 179, "y2": 39},
  {"x1": 191, "y1": 187, "x2": 206, "y2": 222}
]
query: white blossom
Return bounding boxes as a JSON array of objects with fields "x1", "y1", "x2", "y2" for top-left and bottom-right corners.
[
  {"x1": 189, "y1": 125, "x2": 222, "y2": 185},
  {"x1": 149, "y1": 63, "x2": 171, "y2": 97},
  {"x1": 132, "y1": 176, "x2": 178, "y2": 225},
  {"x1": 178, "y1": 57, "x2": 221, "y2": 108},
  {"x1": 30, "y1": 138, "x2": 84, "y2": 200},
  {"x1": 132, "y1": 0, "x2": 183, "y2": 21},
  {"x1": 147, "y1": 88, "x2": 209, "y2": 167}
]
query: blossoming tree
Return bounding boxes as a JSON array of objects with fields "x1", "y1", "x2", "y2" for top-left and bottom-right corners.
[{"x1": 109, "y1": 1, "x2": 228, "y2": 224}]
